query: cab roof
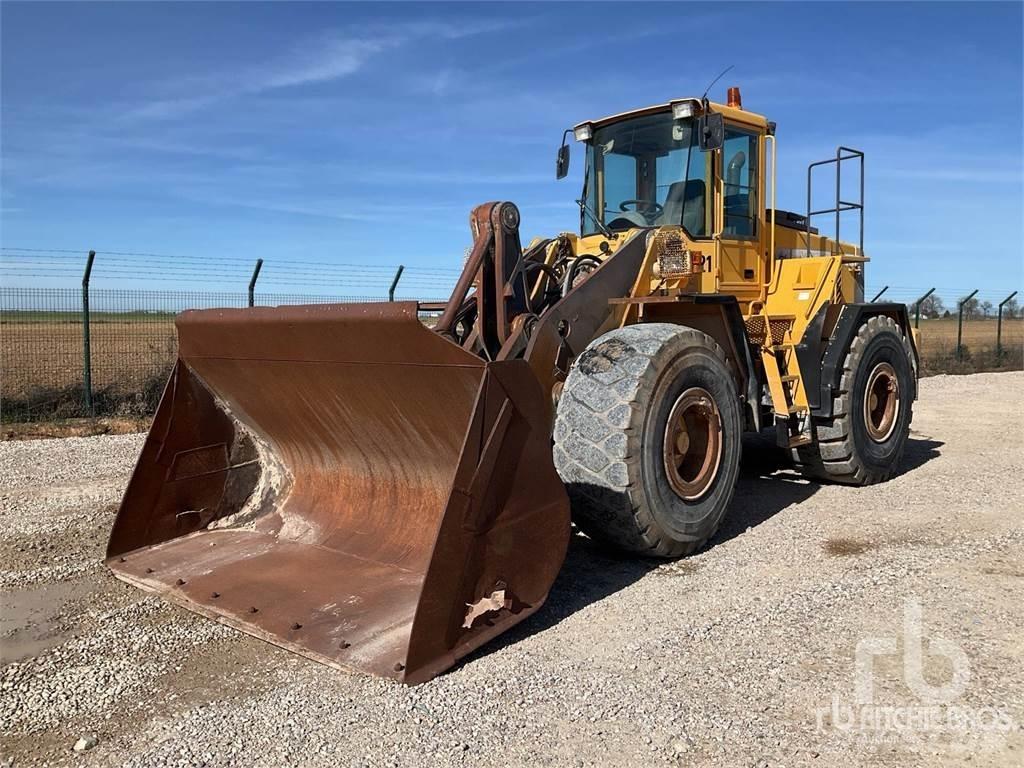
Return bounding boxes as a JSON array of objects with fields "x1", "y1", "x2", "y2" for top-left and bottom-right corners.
[{"x1": 573, "y1": 99, "x2": 767, "y2": 133}]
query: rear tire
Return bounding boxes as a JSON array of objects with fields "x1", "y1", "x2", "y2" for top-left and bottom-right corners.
[
  {"x1": 552, "y1": 324, "x2": 742, "y2": 558},
  {"x1": 793, "y1": 315, "x2": 915, "y2": 485}
]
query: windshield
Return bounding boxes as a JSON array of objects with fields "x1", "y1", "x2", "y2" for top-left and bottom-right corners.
[{"x1": 582, "y1": 112, "x2": 710, "y2": 237}]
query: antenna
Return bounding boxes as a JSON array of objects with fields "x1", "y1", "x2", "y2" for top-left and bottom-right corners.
[{"x1": 701, "y1": 64, "x2": 735, "y2": 102}]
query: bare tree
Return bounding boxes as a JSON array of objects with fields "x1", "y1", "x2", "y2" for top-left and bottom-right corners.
[
  {"x1": 981, "y1": 300, "x2": 993, "y2": 318},
  {"x1": 959, "y1": 295, "x2": 980, "y2": 319},
  {"x1": 917, "y1": 294, "x2": 945, "y2": 319},
  {"x1": 1003, "y1": 296, "x2": 1020, "y2": 319}
]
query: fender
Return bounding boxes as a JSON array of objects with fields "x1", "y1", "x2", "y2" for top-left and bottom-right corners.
[{"x1": 801, "y1": 302, "x2": 920, "y2": 419}]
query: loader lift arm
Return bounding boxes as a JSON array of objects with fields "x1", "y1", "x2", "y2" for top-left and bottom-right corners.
[{"x1": 434, "y1": 201, "x2": 648, "y2": 394}]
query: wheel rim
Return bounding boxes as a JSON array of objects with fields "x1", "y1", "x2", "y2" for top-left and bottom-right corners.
[
  {"x1": 663, "y1": 387, "x2": 723, "y2": 501},
  {"x1": 864, "y1": 362, "x2": 900, "y2": 442}
]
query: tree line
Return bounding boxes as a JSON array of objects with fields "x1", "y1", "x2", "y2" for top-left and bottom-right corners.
[{"x1": 910, "y1": 294, "x2": 1021, "y2": 320}]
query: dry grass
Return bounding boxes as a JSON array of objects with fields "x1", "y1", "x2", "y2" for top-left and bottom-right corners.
[
  {"x1": 2, "y1": 320, "x2": 176, "y2": 397},
  {"x1": 2, "y1": 416, "x2": 152, "y2": 441},
  {"x1": 2, "y1": 319, "x2": 176, "y2": 421},
  {"x1": 913, "y1": 316, "x2": 1023, "y2": 374}
]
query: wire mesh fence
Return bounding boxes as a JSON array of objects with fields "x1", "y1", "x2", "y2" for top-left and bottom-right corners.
[
  {"x1": 0, "y1": 287, "x2": 398, "y2": 423},
  {"x1": 0, "y1": 247, "x2": 460, "y2": 423},
  {"x1": 1, "y1": 247, "x2": 1021, "y2": 424}
]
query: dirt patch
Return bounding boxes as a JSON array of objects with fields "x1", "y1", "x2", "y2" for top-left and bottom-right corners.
[
  {"x1": 981, "y1": 565, "x2": 1024, "y2": 578},
  {"x1": 1, "y1": 580, "x2": 96, "y2": 664},
  {"x1": 823, "y1": 537, "x2": 878, "y2": 556}
]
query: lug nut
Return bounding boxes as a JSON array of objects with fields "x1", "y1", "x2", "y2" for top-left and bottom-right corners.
[
  {"x1": 291, "y1": 622, "x2": 302, "y2": 630},
  {"x1": 249, "y1": 607, "x2": 259, "y2": 613}
]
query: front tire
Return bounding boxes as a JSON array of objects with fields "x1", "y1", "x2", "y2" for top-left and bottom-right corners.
[
  {"x1": 793, "y1": 315, "x2": 915, "y2": 484},
  {"x1": 552, "y1": 324, "x2": 742, "y2": 558}
]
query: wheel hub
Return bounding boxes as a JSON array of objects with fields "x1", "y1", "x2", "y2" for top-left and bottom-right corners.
[
  {"x1": 864, "y1": 362, "x2": 900, "y2": 442},
  {"x1": 663, "y1": 387, "x2": 723, "y2": 501}
]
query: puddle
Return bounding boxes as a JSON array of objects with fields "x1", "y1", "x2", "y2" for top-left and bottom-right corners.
[{"x1": 1, "y1": 579, "x2": 92, "y2": 664}]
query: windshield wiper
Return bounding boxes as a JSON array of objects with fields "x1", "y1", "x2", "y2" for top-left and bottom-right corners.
[{"x1": 576, "y1": 198, "x2": 616, "y2": 240}]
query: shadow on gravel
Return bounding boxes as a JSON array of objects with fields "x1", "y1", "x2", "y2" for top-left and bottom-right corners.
[
  {"x1": 895, "y1": 434, "x2": 944, "y2": 478},
  {"x1": 463, "y1": 529, "x2": 657, "y2": 664},
  {"x1": 709, "y1": 432, "x2": 819, "y2": 547},
  {"x1": 461, "y1": 434, "x2": 944, "y2": 669}
]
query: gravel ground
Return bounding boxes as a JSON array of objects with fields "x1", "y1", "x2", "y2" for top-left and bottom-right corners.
[{"x1": 2, "y1": 372, "x2": 1022, "y2": 767}]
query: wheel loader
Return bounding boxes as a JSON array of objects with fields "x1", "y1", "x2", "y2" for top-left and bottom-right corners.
[{"x1": 106, "y1": 86, "x2": 918, "y2": 684}]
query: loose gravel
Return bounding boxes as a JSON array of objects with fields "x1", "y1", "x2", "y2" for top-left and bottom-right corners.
[{"x1": 1, "y1": 372, "x2": 1022, "y2": 767}]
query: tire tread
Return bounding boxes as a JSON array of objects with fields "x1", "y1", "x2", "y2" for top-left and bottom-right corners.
[{"x1": 553, "y1": 324, "x2": 733, "y2": 557}]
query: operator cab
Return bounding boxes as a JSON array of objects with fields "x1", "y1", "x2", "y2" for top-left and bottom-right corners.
[{"x1": 557, "y1": 95, "x2": 761, "y2": 242}]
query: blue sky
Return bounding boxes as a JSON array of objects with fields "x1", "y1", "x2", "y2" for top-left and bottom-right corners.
[{"x1": 1, "y1": 1, "x2": 1022, "y2": 305}]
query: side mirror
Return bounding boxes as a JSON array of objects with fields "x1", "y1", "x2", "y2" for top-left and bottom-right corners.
[
  {"x1": 556, "y1": 143, "x2": 570, "y2": 179},
  {"x1": 699, "y1": 112, "x2": 724, "y2": 152}
]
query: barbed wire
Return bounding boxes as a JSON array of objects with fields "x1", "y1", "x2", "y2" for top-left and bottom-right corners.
[
  {"x1": 0, "y1": 247, "x2": 1018, "y2": 304},
  {"x1": 0, "y1": 247, "x2": 462, "y2": 274}
]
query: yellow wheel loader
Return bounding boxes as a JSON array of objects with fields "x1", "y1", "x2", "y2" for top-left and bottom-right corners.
[{"x1": 106, "y1": 87, "x2": 919, "y2": 684}]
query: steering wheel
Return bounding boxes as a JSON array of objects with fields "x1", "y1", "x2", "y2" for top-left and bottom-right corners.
[{"x1": 619, "y1": 199, "x2": 664, "y2": 218}]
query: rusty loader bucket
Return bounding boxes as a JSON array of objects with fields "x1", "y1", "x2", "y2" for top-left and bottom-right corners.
[{"x1": 105, "y1": 302, "x2": 570, "y2": 684}]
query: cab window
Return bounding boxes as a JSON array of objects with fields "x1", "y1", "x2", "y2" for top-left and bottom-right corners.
[
  {"x1": 582, "y1": 113, "x2": 710, "y2": 237},
  {"x1": 722, "y1": 128, "x2": 758, "y2": 238}
]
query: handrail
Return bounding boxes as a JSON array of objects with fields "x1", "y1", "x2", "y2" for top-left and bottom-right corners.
[{"x1": 806, "y1": 146, "x2": 864, "y2": 258}]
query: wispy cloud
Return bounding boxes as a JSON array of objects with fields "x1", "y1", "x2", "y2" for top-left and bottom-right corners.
[
  {"x1": 358, "y1": 169, "x2": 550, "y2": 185},
  {"x1": 125, "y1": 18, "x2": 527, "y2": 121},
  {"x1": 175, "y1": 189, "x2": 479, "y2": 225}
]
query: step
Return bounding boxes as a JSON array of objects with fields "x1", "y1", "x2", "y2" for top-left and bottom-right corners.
[
  {"x1": 770, "y1": 402, "x2": 804, "y2": 416},
  {"x1": 788, "y1": 434, "x2": 814, "y2": 448}
]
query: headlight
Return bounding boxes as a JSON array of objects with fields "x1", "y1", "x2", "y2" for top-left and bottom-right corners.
[{"x1": 573, "y1": 123, "x2": 593, "y2": 142}]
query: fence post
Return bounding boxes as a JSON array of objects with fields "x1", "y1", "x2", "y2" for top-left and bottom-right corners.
[
  {"x1": 957, "y1": 289, "x2": 979, "y2": 362},
  {"x1": 912, "y1": 287, "x2": 935, "y2": 329},
  {"x1": 248, "y1": 258, "x2": 263, "y2": 307},
  {"x1": 388, "y1": 265, "x2": 405, "y2": 302},
  {"x1": 997, "y1": 290, "x2": 1018, "y2": 357},
  {"x1": 81, "y1": 250, "x2": 96, "y2": 416},
  {"x1": 870, "y1": 286, "x2": 889, "y2": 303}
]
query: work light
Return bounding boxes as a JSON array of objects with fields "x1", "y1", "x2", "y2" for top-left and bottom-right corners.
[
  {"x1": 670, "y1": 99, "x2": 700, "y2": 120},
  {"x1": 573, "y1": 123, "x2": 593, "y2": 142}
]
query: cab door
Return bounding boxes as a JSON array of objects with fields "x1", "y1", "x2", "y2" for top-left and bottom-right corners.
[{"x1": 715, "y1": 124, "x2": 765, "y2": 306}]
